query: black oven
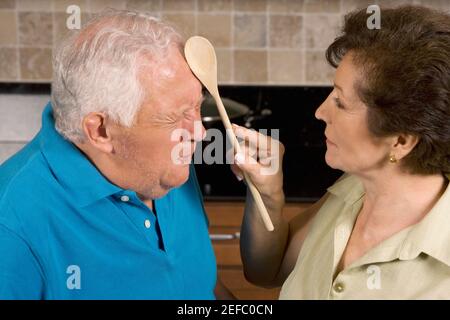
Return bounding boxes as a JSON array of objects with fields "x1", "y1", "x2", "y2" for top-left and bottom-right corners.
[{"x1": 194, "y1": 85, "x2": 343, "y2": 202}]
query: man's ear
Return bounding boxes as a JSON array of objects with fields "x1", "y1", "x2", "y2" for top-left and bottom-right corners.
[
  {"x1": 81, "y1": 112, "x2": 114, "y2": 153},
  {"x1": 391, "y1": 134, "x2": 419, "y2": 161}
]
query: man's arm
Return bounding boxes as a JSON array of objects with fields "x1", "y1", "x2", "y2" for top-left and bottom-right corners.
[{"x1": 0, "y1": 224, "x2": 44, "y2": 299}]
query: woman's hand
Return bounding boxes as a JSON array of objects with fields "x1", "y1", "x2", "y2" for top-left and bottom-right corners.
[
  {"x1": 230, "y1": 124, "x2": 285, "y2": 211},
  {"x1": 231, "y1": 124, "x2": 290, "y2": 286}
]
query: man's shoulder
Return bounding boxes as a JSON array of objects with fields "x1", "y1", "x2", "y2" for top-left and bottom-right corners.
[{"x1": 0, "y1": 139, "x2": 56, "y2": 227}]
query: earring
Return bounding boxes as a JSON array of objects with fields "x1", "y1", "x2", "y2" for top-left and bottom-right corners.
[{"x1": 389, "y1": 154, "x2": 397, "y2": 163}]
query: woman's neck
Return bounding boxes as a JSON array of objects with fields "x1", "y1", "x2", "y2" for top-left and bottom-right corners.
[{"x1": 355, "y1": 169, "x2": 448, "y2": 232}]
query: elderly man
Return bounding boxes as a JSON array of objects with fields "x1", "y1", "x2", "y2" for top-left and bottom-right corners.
[{"x1": 0, "y1": 10, "x2": 227, "y2": 299}]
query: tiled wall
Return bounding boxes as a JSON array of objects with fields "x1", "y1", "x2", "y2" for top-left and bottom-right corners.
[
  {"x1": 0, "y1": 94, "x2": 49, "y2": 162},
  {"x1": 0, "y1": 0, "x2": 449, "y2": 86}
]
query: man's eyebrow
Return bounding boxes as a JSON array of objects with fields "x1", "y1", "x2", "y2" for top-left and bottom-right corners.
[{"x1": 178, "y1": 94, "x2": 204, "y2": 114}]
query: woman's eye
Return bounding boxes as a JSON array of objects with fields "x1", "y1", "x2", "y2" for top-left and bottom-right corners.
[{"x1": 333, "y1": 97, "x2": 345, "y2": 109}]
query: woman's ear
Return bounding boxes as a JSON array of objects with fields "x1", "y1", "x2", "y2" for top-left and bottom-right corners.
[
  {"x1": 391, "y1": 134, "x2": 419, "y2": 161},
  {"x1": 81, "y1": 112, "x2": 114, "y2": 153}
]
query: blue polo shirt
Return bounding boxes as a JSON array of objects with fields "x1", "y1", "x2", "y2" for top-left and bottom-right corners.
[{"x1": 0, "y1": 103, "x2": 217, "y2": 299}]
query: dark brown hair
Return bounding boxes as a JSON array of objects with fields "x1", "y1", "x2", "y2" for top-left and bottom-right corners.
[{"x1": 326, "y1": 5, "x2": 450, "y2": 175}]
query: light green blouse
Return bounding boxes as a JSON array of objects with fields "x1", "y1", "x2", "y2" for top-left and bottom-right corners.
[{"x1": 279, "y1": 174, "x2": 450, "y2": 299}]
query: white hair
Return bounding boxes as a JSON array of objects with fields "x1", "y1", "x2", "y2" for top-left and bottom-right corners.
[{"x1": 51, "y1": 9, "x2": 183, "y2": 142}]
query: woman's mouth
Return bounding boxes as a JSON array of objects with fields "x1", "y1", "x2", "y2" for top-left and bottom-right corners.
[{"x1": 325, "y1": 135, "x2": 336, "y2": 146}]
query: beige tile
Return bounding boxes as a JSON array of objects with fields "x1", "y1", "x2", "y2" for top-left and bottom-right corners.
[
  {"x1": 269, "y1": 50, "x2": 303, "y2": 83},
  {"x1": 125, "y1": 0, "x2": 161, "y2": 11},
  {"x1": 53, "y1": 12, "x2": 71, "y2": 45},
  {"x1": 162, "y1": 0, "x2": 195, "y2": 12},
  {"x1": 90, "y1": 0, "x2": 126, "y2": 12},
  {"x1": 377, "y1": 0, "x2": 421, "y2": 8},
  {"x1": 0, "y1": 0, "x2": 15, "y2": 9},
  {"x1": 304, "y1": 0, "x2": 340, "y2": 12},
  {"x1": 17, "y1": 0, "x2": 52, "y2": 11},
  {"x1": 19, "y1": 12, "x2": 53, "y2": 46},
  {"x1": 162, "y1": 13, "x2": 195, "y2": 38},
  {"x1": 53, "y1": 0, "x2": 88, "y2": 12},
  {"x1": 304, "y1": 14, "x2": 341, "y2": 49},
  {"x1": 197, "y1": 14, "x2": 231, "y2": 47},
  {"x1": 269, "y1": 15, "x2": 302, "y2": 48},
  {"x1": 234, "y1": 0, "x2": 267, "y2": 12},
  {"x1": 0, "y1": 11, "x2": 17, "y2": 45},
  {"x1": 0, "y1": 144, "x2": 26, "y2": 164},
  {"x1": 0, "y1": 48, "x2": 18, "y2": 80},
  {"x1": 305, "y1": 50, "x2": 334, "y2": 84},
  {"x1": 234, "y1": 14, "x2": 266, "y2": 48},
  {"x1": 420, "y1": 0, "x2": 450, "y2": 11},
  {"x1": 198, "y1": 0, "x2": 231, "y2": 12},
  {"x1": 234, "y1": 50, "x2": 267, "y2": 83},
  {"x1": 20, "y1": 47, "x2": 53, "y2": 80},
  {"x1": 216, "y1": 49, "x2": 232, "y2": 83},
  {"x1": 268, "y1": 0, "x2": 304, "y2": 13},
  {"x1": 0, "y1": 94, "x2": 49, "y2": 140},
  {"x1": 53, "y1": 11, "x2": 91, "y2": 46},
  {"x1": 341, "y1": 0, "x2": 376, "y2": 12}
]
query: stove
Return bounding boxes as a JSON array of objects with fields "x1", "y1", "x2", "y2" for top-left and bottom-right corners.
[{"x1": 195, "y1": 85, "x2": 343, "y2": 202}]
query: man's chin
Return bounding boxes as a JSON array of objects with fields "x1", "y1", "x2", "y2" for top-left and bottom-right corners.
[{"x1": 161, "y1": 169, "x2": 190, "y2": 192}]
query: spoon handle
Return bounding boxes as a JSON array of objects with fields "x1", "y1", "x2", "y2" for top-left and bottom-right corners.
[{"x1": 213, "y1": 94, "x2": 275, "y2": 232}]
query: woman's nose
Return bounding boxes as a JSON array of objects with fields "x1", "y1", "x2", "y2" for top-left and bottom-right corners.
[
  {"x1": 315, "y1": 94, "x2": 331, "y2": 123},
  {"x1": 315, "y1": 102, "x2": 326, "y2": 121}
]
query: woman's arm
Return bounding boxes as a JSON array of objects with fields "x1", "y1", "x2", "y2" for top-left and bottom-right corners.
[
  {"x1": 240, "y1": 190, "x2": 329, "y2": 288},
  {"x1": 231, "y1": 124, "x2": 331, "y2": 288}
]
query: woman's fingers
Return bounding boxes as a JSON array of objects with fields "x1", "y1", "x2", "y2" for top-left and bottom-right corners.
[
  {"x1": 234, "y1": 147, "x2": 265, "y2": 183},
  {"x1": 230, "y1": 163, "x2": 244, "y2": 181},
  {"x1": 232, "y1": 124, "x2": 270, "y2": 151},
  {"x1": 232, "y1": 123, "x2": 284, "y2": 159}
]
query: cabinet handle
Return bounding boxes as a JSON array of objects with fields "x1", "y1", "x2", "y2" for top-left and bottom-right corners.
[{"x1": 209, "y1": 232, "x2": 240, "y2": 241}]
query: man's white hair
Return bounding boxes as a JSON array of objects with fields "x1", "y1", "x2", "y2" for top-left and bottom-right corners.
[{"x1": 51, "y1": 9, "x2": 183, "y2": 142}]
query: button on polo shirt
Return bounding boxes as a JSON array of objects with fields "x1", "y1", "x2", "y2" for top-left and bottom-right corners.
[{"x1": 0, "y1": 103, "x2": 217, "y2": 300}]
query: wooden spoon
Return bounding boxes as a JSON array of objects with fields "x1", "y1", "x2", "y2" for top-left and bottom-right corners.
[{"x1": 185, "y1": 36, "x2": 274, "y2": 232}]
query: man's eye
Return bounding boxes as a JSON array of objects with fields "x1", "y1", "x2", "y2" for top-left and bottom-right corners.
[{"x1": 333, "y1": 97, "x2": 345, "y2": 109}]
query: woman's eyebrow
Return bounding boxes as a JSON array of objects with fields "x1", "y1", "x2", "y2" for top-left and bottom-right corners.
[
  {"x1": 333, "y1": 82, "x2": 348, "y2": 101},
  {"x1": 333, "y1": 82, "x2": 343, "y2": 91}
]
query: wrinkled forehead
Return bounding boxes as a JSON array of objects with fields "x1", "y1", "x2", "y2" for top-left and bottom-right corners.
[{"x1": 137, "y1": 48, "x2": 203, "y2": 116}]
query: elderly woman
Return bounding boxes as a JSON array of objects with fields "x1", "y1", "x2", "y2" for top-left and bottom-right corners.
[{"x1": 233, "y1": 5, "x2": 450, "y2": 299}]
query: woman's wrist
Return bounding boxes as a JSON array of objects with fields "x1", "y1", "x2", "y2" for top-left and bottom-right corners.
[{"x1": 261, "y1": 188, "x2": 285, "y2": 213}]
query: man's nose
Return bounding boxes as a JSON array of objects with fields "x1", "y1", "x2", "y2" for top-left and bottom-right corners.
[{"x1": 191, "y1": 120, "x2": 206, "y2": 142}]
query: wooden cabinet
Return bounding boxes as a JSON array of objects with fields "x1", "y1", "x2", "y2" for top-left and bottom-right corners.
[{"x1": 204, "y1": 201, "x2": 312, "y2": 300}]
